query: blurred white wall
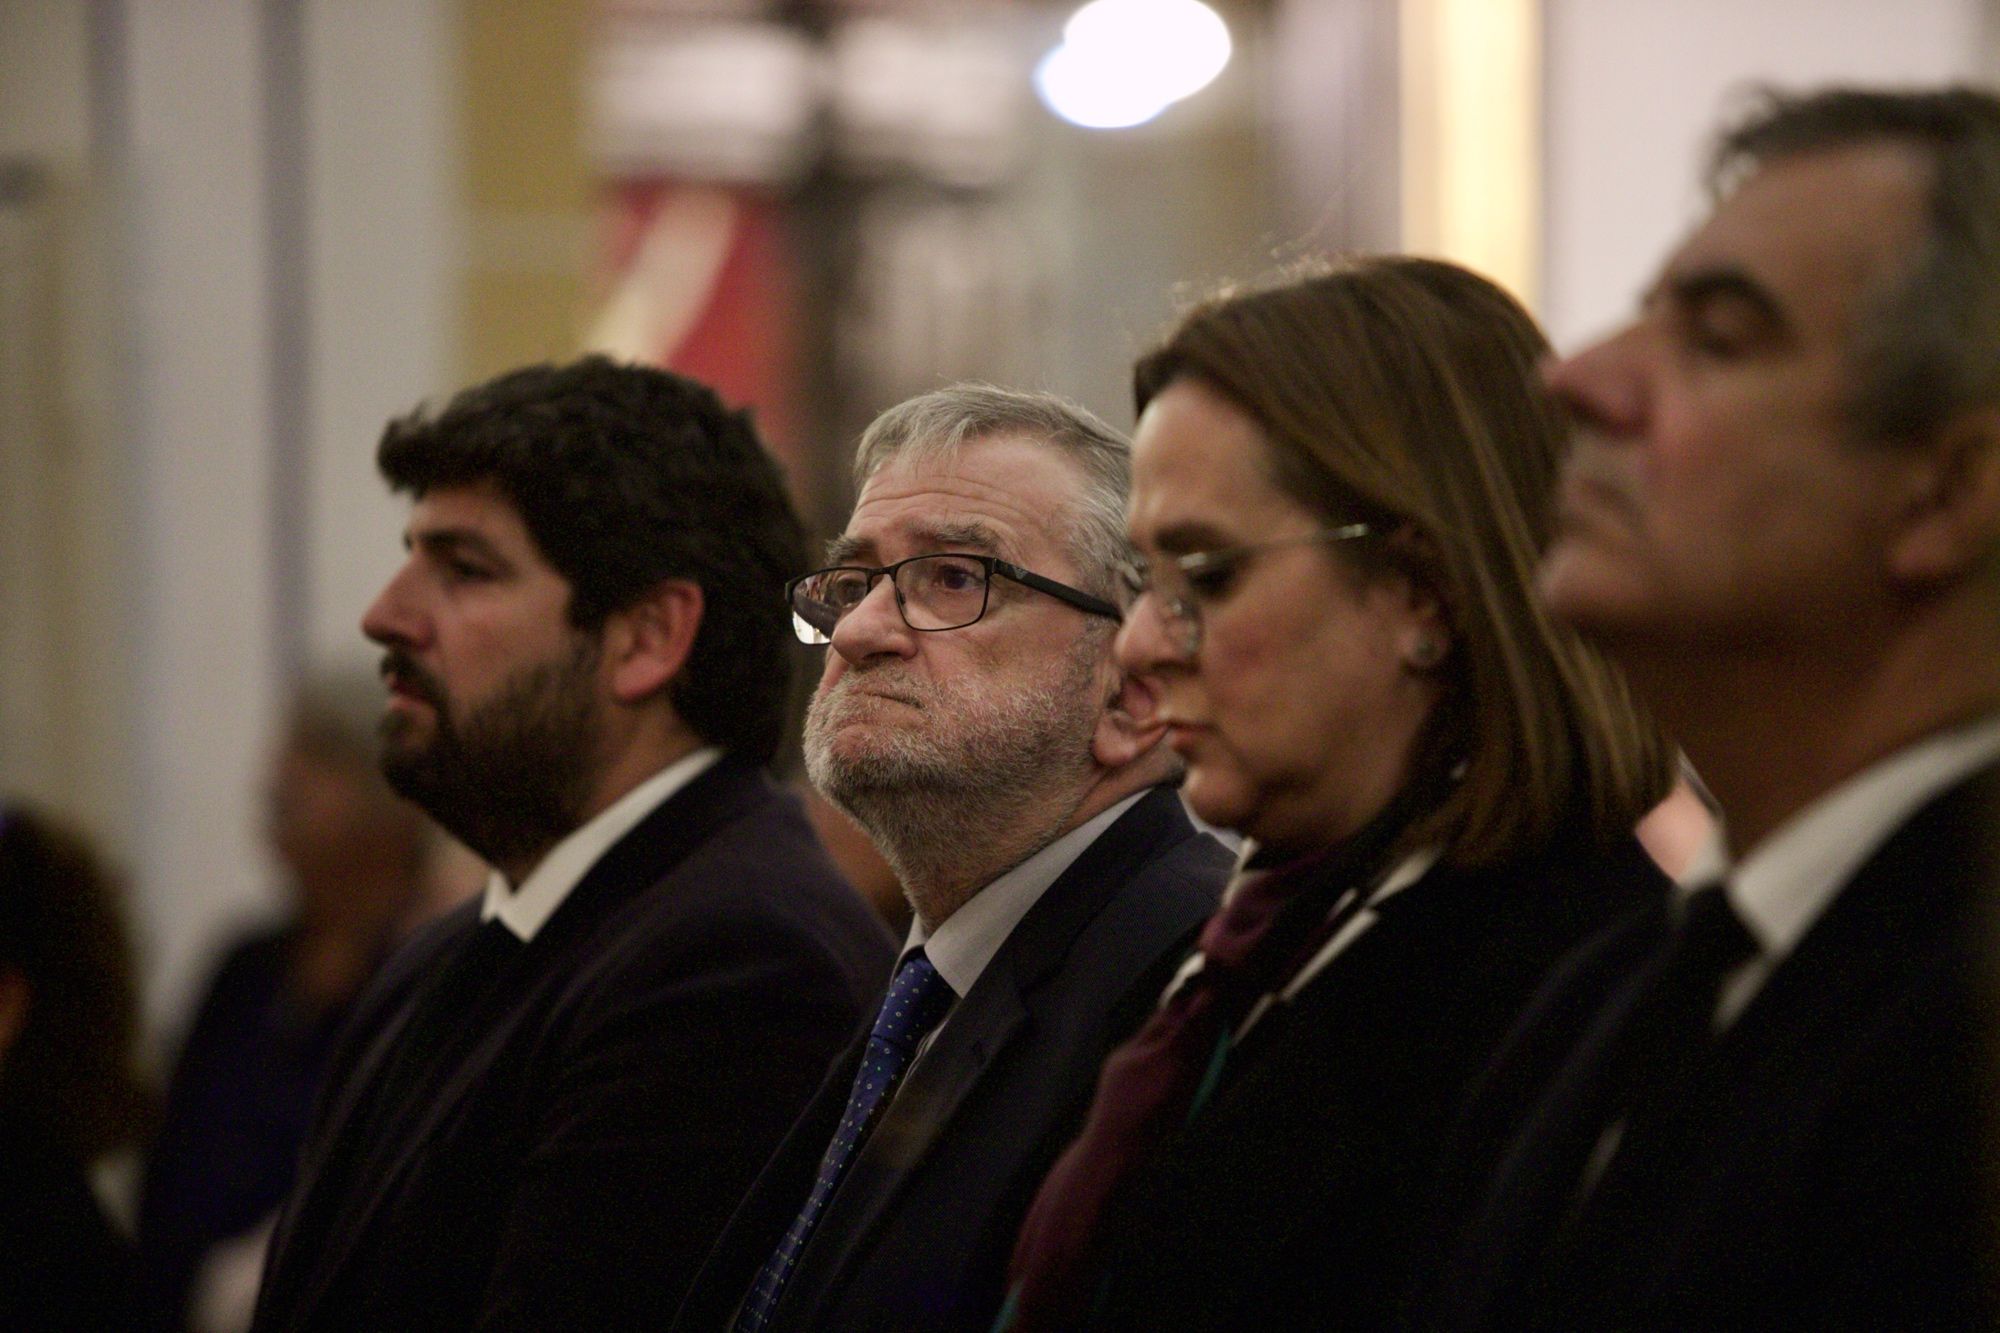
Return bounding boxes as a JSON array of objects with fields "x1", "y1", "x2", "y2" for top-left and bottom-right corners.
[
  {"x1": 0, "y1": 0, "x2": 454, "y2": 1031},
  {"x1": 0, "y1": 0, "x2": 124, "y2": 846},
  {"x1": 302, "y1": 0, "x2": 455, "y2": 668},
  {"x1": 121, "y1": 0, "x2": 290, "y2": 1031},
  {"x1": 1541, "y1": 0, "x2": 1990, "y2": 350}
]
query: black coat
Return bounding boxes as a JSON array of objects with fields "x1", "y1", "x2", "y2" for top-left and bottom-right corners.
[
  {"x1": 251, "y1": 756, "x2": 896, "y2": 1332},
  {"x1": 1428, "y1": 763, "x2": 2000, "y2": 1330},
  {"x1": 672, "y1": 786, "x2": 1231, "y2": 1333},
  {"x1": 1083, "y1": 828, "x2": 1669, "y2": 1332}
]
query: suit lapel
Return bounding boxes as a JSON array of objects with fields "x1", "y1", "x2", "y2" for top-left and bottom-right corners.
[
  {"x1": 774, "y1": 788, "x2": 1197, "y2": 1322},
  {"x1": 678, "y1": 1036, "x2": 869, "y2": 1330},
  {"x1": 525, "y1": 756, "x2": 773, "y2": 962},
  {"x1": 282, "y1": 757, "x2": 776, "y2": 1314},
  {"x1": 1446, "y1": 903, "x2": 1668, "y2": 1317},
  {"x1": 875, "y1": 976, "x2": 1025, "y2": 1168},
  {"x1": 1616, "y1": 758, "x2": 2000, "y2": 1201},
  {"x1": 294, "y1": 934, "x2": 540, "y2": 1303},
  {"x1": 1495, "y1": 762, "x2": 2000, "y2": 1322},
  {"x1": 1523, "y1": 761, "x2": 1995, "y2": 1221},
  {"x1": 1719, "y1": 761, "x2": 1996, "y2": 1065},
  {"x1": 261, "y1": 909, "x2": 472, "y2": 1321},
  {"x1": 289, "y1": 906, "x2": 473, "y2": 1188}
]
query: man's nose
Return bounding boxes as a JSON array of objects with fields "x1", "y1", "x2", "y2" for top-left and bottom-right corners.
[
  {"x1": 361, "y1": 562, "x2": 428, "y2": 649},
  {"x1": 1542, "y1": 324, "x2": 1651, "y2": 439},
  {"x1": 827, "y1": 575, "x2": 917, "y2": 665},
  {"x1": 1113, "y1": 591, "x2": 1182, "y2": 677}
]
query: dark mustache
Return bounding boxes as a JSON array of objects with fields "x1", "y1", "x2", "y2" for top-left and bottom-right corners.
[{"x1": 379, "y1": 650, "x2": 446, "y2": 708}]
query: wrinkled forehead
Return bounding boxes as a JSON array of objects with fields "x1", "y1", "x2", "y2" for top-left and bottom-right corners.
[
  {"x1": 1666, "y1": 142, "x2": 1932, "y2": 348},
  {"x1": 834, "y1": 436, "x2": 1087, "y2": 569}
]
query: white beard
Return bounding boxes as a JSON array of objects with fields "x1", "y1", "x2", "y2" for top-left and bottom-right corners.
[{"x1": 804, "y1": 635, "x2": 1105, "y2": 906}]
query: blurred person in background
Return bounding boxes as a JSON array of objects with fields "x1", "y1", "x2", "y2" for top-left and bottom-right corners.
[
  {"x1": 0, "y1": 800, "x2": 152, "y2": 1331},
  {"x1": 251, "y1": 357, "x2": 893, "y2": 1332},
  {"x1": 1003, "y1": 257, "x2": 1675, "y2": 1331},
  {"x1": 1428, "y1": 85, "x2": 2000, "y2": 1330},
  {"x1": 674, "y1": 385, "x2": 1230, "y2": 1333},
  {"x1": 137, "y1": 668, "x2": 453, "y2": 1333}
]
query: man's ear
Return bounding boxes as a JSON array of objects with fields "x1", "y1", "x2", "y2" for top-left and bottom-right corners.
[
  {"x1": 1092, "y1": 661, "x2": 1168, "y2": 770},
  {"x1": 603, "y1": 579, "x2": 705, "y2": 706},
  {"x1": 1887, "y1": 409, "x2": 2000, "y2": 586}
]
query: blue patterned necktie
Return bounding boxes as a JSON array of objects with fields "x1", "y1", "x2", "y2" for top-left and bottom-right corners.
[{"x1": 735, "y1": 949, "x2": 956, "y2": 1332}]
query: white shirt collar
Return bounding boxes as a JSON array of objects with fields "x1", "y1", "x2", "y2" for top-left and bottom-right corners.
[
  {"x1": 901, "y1": 791, "x2": 1149, "y2": 999},
  {"x1": 480, "y1": 746, "x2": 724, "y2": 942},
  {"x1": 1681, "y1": 713, "x2": 2000, "y2": 964}
]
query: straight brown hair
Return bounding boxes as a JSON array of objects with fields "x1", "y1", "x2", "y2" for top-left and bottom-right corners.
[{"x1": 1135, "y1": 256, "x2": 1673, "y2": 866}]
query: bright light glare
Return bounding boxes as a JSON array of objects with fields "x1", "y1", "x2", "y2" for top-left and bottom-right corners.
[
  {"x1": 1035, "y1": 0, "x2": 1231, "y2": 131},
  {"x1": 1035, "y1": 43, "x2": 1173, "y2": 130}
]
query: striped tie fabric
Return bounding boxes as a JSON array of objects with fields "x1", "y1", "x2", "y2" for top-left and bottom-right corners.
[{"x1": 735, "y1": 949, "x2": 955, "y2": 1331}]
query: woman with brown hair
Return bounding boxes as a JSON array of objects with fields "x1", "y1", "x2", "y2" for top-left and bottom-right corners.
[
  {"x1": 1004, "y1": 257, "x2": 1675, "y2": 1330},
  {"x1": 0, "y1": 801, "x2": 151, "y2": 1329}
]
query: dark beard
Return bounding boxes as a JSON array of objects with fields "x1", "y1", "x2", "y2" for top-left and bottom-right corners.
[{"x1": 380, "y1": 638, "x2": 603, "y2": 873}]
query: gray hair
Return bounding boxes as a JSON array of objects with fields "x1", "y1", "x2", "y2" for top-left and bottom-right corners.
[
  {"x1": 1710, "y1": 85, "x2": 2000, "y2": 444},
  {"x1": 852, "y1": 383, "x2": 1134, "y2": 599}
]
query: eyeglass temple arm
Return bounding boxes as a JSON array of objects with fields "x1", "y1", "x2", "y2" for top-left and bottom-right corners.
[{"x1": 994, "y1": 560, "x2": 1122, "y2": 622}]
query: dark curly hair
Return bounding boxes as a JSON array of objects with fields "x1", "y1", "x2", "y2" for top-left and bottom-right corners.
[
  {"x1": 0, "y1": 802, "x2": 151, "y2": 1160},
  {"x1": 377, "y1": 357, "x2": 808, "y2": 765}
]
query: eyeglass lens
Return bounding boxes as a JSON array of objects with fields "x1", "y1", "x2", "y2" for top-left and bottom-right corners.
[
  {"x1": 1127, "y1": 562, "x2": 1202, "y2": 657},
  {"x1": 791, "y1": 554, "x2": 993, "y2": 643}
]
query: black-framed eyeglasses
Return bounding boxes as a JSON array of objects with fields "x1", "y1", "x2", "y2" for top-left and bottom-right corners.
[
  {"x1": 787, "y1": 552, "x2": 1123, "y2": 646},
  {"x1": 1122, "y1": 523, "x2": 1374, "y2": 657}
]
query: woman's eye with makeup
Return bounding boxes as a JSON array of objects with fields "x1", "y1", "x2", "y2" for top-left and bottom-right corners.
[{"x1": 1183, "y1": 559, "x2": 1239, "y2": 600}]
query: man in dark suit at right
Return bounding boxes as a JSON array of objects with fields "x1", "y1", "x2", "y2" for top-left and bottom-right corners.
[
  {"x1": 1431, "y1": 86, "x2": 2000, "y2": 1329},
  {"x1": 674, "y1": 385, "x2": 1231, "y2": 1332}
]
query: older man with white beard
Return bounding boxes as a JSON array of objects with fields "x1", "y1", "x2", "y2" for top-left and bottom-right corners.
[{"x1": 675, "y1": 385, "x2": 1231, "y2": 1333}]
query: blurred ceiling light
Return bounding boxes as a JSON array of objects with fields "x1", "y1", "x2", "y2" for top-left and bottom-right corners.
[
  {"x1": 1034, "y1": 0, "x2": 1231, "y2": 130},
  {"x1": 591, "y1": 20, "x2": 817, "y2": 184}
]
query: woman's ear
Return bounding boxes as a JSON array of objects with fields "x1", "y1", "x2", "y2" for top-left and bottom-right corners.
[
  {"x1": 1376, "y1": 527, "x2": 1453, "y2": 672},
  {"x1": 1403, "y1": 627, "x2": 1449, "y2": 671}
]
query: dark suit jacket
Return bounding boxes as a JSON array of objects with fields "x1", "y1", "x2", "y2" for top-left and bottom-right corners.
[
  {"x1": 1429, "y1": 763, "x2": 2000, "y2": 1331},
  {"x1": 1076, "y1": 827, "x2": 1667, "y2": 1332},
  {"x1": 251, "y1": 756, "x2": 895, "y2": 1333},
  {"x1": 672, "y1": 786, "x2": 1230, "y2": 1333}
]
